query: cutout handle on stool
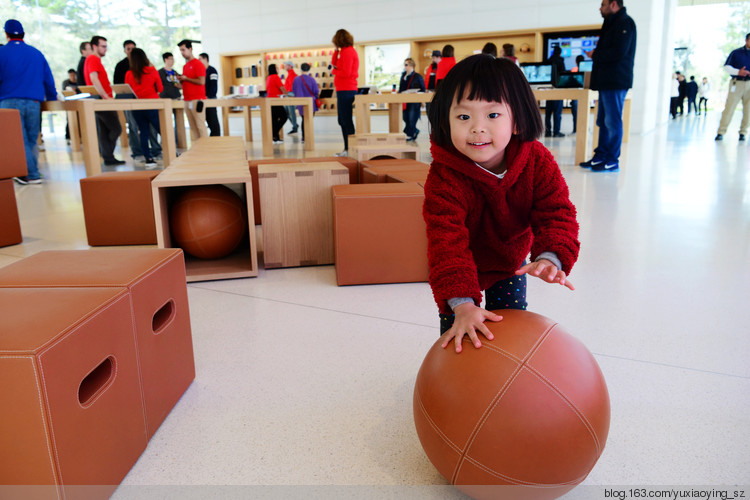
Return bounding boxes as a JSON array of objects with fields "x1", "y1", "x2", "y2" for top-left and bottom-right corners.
[
  {"x1": 152, "y1": 299, "x2": 175, "y2": 335},
  {"x1": 78, "y1": 356, "x2": 115, "y2": 407}
]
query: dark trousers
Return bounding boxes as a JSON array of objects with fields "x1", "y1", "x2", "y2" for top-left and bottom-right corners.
[
  {"x1": 336, "y1": 90, "x2": 356, "y2": 150},
  {"x1": 271, "y1": 106, "x2": 288, "y2": 141},
  {"x1": 670, "y1": 97, "x2": 679, "y2": 118},
  {"x1": 545, "y1": 100, "x2": 563, "y2": 135},
  {"x1": 95, "y1": 110, "x2": 122, "y2": 162},
  {"x1": 439, "y1": 274, "x2": 528, "y2": 335},
  {"x1": 403, "y1": 103, "x2": 421, "y2": 139},
  {"x1": 687, "y1": 97, "x2": 697, "y2": 115},
  {"x1": 206, "y1": 106, "x2": 221, "y2": 136},
  {"x1": 132, "y1": 109, "x2": 161, "y2": 161},
  {"x1": 698, "y1": 97, "x2": 708, "y2": 114},
  {"x1": 676, "y1": 97, "x2": 685, "y2": 115}
]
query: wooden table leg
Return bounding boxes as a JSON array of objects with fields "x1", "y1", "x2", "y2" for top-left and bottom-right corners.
[
  {"x1": 68, "y1": 109, "x2": 81, "y2": 152},
  {"x1": 261, "y1": 100, "x2": 273, "y2": 157},
  {"x1": 243, "y1": 107, "x2": 253, "y2": 142},
  {"x1": 174, "y1": 107, "x2": 187, "y2": 149},
  {"x1": 575, "y1": 93, "x2": 592, "y2": 166},
  {"x1": 117, "y1": 110, "x2": 129, "y2": 149},
  {"x1": 623, "y1": 98, "x2": 631, "y2": 143},
  {"x1": 389, "y1": 103, "x2": 400, "y2": 133},
  {"x1": 158, "y1": 101, "x2": 176, "y2": 167},
  {"x1": 303, "y1": 102, "x2": 314, "y2": 151},
  {"x1": 78, "y1": 100, "x2": 102, "y2": 177}
]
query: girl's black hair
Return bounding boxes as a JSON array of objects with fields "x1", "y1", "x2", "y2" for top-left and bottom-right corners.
[
  {"x1": 428, "y1": 54, "x2": 543, "y2": 147},
  {"x1": 268, "y1": 64, "x2": 278, "y2": 75}
]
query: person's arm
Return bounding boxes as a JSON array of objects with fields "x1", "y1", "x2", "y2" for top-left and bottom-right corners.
[
  {"x1": 179, "y1": 74, "x2": 205, "y2": 85},
  {"x1": 88, "y1": 71, "x2": 111, "y2": 99},
  {"x1": 724, "y1": 64, "x2": 750, "y2": 77}
]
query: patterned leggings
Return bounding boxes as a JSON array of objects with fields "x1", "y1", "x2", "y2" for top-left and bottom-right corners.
[{"x1": 439, "y1": 274, "x2": 528, "y2": 335}]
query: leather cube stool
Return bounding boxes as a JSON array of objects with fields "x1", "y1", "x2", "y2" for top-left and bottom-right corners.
[
  {"x1": 0, "y1": 179, "x2": 22, "y2": 248},
  {"x1": 249, "y1": 157, "x2": 359, "y2": 225},
  {"x1": 332, "y1": 183, "x2": 428, "y2": 285},
  {"x1": 386, "y1": 169, "x2": 429, "y2": 184},
  {"x1": 0, "y1": 248, "x2": 195, "y2": 439},
  {"x1": 359, "y1": 158, "x2": 429, "y2": 184},
  {"x1": 0, "y1": 109, "x2": 27, "y2": 180},
  {"x1": 0, "y1": 287, "x2": 146, "y2": 495},
  {"x1": 80, "y1": 171, "x2": 159, "y2": 246}
]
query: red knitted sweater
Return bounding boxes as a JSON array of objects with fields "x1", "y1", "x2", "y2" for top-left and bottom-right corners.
[{"x1": 423, "y1": 139, "x2": 580, "y2": 314}]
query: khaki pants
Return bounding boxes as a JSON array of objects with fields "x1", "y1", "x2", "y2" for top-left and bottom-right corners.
[
  {"x1": 185, "y1": 100, "x2": 209, "y2": 141},
  {"x1": 717, "y1": 79, "x2": 750, "y2": 136}
]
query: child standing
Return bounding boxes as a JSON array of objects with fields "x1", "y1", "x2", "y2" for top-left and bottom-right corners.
[{"x1": 423, "y1": 54, "x2": 580, "y2": 353}]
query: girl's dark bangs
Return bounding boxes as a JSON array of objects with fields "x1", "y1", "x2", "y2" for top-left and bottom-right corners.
[{"x1": 456, "y1": 62, "x2": 508, "y2": 105}]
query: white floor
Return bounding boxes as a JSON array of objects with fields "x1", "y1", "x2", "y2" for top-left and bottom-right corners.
[{"x1": 4, "y1": 109, "x2": 750, "y2": 499}]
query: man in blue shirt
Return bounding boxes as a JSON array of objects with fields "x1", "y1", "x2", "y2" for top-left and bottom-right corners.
[
  {"x1": 715, "y1": 33, "x2": 750, "y2": 142},
  {"x1": 0, "y1": 19, "x2": 57, "y2": 184}
]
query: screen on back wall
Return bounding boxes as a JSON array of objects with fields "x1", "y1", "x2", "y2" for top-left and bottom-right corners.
[{"x1": 544, "y1": 31, "x2": 600, "y2": 71}]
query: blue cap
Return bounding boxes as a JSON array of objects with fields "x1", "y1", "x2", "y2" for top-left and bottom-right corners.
[{"x1": 4, "y1": 19, "x2": 24, "y2": 36}]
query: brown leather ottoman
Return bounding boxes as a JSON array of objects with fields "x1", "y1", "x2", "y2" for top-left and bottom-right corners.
[
  {"x1": 0, "y1": 108, "x2": 27, "y2": 179},
  {"x1": 359, "y1": 158, "x2": 429, "y2": 183},
  {"x1": 0, "y1": 248, "x2": 195, "y2": 440},
  {"x1": 332, "y1": 183, "x2": 428, "y2": 285},
  {"x1": 0, "y1": 179, "x2": 22, "y2": 247},
  {"x1": 386, "y1": 169, "x2": 429, "y2": 184},
  {"x1": 80, "y1": 171, "x2": 159, "y2": 246},
  {"x1": 0, "y1": 287, "x2": 146, "y2": 495},
  {"x1": 249, "y1": 156, "x2": 359, "y2": 225}
]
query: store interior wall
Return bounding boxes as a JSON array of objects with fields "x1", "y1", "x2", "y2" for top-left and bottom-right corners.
[{"x1": 200, "y1": 0, "x2": 679, "y2": 135}]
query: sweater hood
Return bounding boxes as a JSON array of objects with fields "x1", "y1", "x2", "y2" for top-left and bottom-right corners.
[{"x1": 429, "y1": 137, "x2": 535, "y2": 193}]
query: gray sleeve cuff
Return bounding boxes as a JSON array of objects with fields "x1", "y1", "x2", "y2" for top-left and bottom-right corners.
[
  {"x1": 447, "y1": 297, "x2": 474, "y2": 311},
  {"x1": 535, "y1": 252, "x2": 562, "y2": 271}
]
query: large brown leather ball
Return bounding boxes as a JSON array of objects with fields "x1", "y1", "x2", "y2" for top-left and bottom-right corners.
[
  {"x1": 170, "y1": 185, "x2": 247, "y2": 260},
  {"x1": 413, "y1": 309, "x2": 610, "y2": 500}
]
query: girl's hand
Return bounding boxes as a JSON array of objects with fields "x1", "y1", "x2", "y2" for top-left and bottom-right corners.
[
  {"x1": 515, "y1": 259, "x2": 575, "y2": 290},
  {"x1": 441, "y1": 303, "x2": 503, "y2": 353}
]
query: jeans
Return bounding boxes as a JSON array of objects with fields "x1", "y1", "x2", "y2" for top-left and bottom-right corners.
[
  {"x1": 131, "y1": 109, "x2": 161, "y2": 161},
  {"x1": 594, "y1": 89, "x2": 627, "y2": 163},
  {"x1": 1, "y1": 98, "x2": 42, "y2": 179},
  {"x1": 403, "y1": 103, "x2": 421, "y2": 138},
  {"x1": 336, "y1": 90, "x2": 356, "y2": 150},
  {"x1": 284, "y1": 105, "x2": 298, "y2": 130},
  {"x1": 117, "y1": 94, "x2": 161, "y2": 157},
  {"x1": 545, "y1": 100, "x2": 563, "y2": 135}
]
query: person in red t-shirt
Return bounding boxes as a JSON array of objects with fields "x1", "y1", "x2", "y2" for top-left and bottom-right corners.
[
  {"x1": 177, "y1": 39, "x2": 208, "y2": 140},
  {"x1": 435, "y1": 44, "x2": 456, "y2": 88},
  {"x1": 266, "y1": 64, "x2": 288, "y2": 143},
  {"x1": 83, "y1": 35, "x2": 125, "y2": 166},
  {"x1": 125, "y1": 48, "x2": 163, "y2": 168},
  {"x1": 331, "y1": 28, "x2": 359, "y2": 156},
  {"x1": 282, "y1": 62, "x2": 299, "y2": 134}
]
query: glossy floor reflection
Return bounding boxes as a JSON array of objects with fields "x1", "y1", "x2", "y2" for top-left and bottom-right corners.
[{"x1": 3, "y1": 110, "x2": 749, "y2": 497}]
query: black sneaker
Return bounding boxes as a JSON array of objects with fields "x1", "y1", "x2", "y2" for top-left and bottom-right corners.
[
  {"x1": 104, "y1": 158, "x2": 126, "y2": 166},
  {"x1": 740, "y1": 134, "x2": 746, "y2": 141},
  {"x1": 553, "y1": 132, "x2": 566, "y2": 138},
  {"x1": 288, "y1": 128, "x2": 298, "y2": 134},
  {"x1": 13, "y1": 176, "x2": 42, "y2": 185},
  {"x1": 579, "y1": 157, "x2": 605, "y2": 169},
  {"x1": 715, "y1": 134, "x2": 723, "y2": 141},
  {"x1": 591, "y1": 160, "x2": 619, "y2": 172}
]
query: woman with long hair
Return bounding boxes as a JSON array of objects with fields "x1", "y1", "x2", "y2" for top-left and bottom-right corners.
[
  {"x1": 330, "y1": 28, "x2": 359, "y2": 156},
  {"x1": 124, "y1": 48, "x2": 163, "y2": 168},
  {"x1": 266, "y1": 63, "x2": 288, "y2": 144}
]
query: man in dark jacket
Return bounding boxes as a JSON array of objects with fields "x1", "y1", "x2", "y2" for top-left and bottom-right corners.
[
  {"x1": 580, "y1": 0, "x2": 636, "y2": 172},
  {"x1": 686, "y1": 76, "x2": 698, "y2": 115}
]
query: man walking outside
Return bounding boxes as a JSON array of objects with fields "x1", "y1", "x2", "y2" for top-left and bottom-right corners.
[
  {"x1": 715, "y1": 33, "x2": 750, "y2": 142},
  {"x1": 579, "y1": 0, "x2": 636, "y2": 172},
  {"x1": 0, "y1": 19, "x2": 57, "y2": 184},
  {"x1": 177, "y1": 40, "x2": 208, "y2": 140},
  {"x1": 84, "y1": 35, "x2": 125, "y2": 166},
  {"x1": 199, "y1": 52, "x2": 220, "y2": 136}
]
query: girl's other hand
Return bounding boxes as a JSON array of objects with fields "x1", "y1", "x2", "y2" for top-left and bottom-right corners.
[
  {"x1": 516, "y1": 260, "x2": 575, "y2": 290},
  {"x1": 441, "y1": 303, "x2": 503, "y2": 353}
]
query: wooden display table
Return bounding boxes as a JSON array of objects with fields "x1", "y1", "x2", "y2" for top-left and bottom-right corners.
[
  {"x1": 354, "y1": 92, "x2": 434, "y2": 134},
  {"x1": 152, "y1": 137, "x2": 258, "y2": 282},
  {"x1": 171, "y1": 97, "x2": 315, "y2": 156},
  {"x1": 41, "y1": 100, "x2": 81, "y2": 152},
  {"x1": 258, "y1": 161, "x2": 349, "y2": 269}
]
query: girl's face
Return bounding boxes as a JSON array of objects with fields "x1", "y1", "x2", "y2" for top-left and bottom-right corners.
[{"x1": 450, "y1": 90, "x2": 514, "y2": 173}]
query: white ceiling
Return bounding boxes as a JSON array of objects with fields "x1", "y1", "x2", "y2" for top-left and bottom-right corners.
[{"x1": 678, "y1": 0, "x2": 748, "y2": 5}]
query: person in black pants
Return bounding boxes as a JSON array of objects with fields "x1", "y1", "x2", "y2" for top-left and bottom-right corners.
[
  {"x1": 199, "y1": 52, "x2": 221, "y2": 136},
  {"x1": 266, "y1": 64, "x2": 288, "y2": 143},
  {"x1": 331, "y1": 29, "x2": 358, "y2": 156}
]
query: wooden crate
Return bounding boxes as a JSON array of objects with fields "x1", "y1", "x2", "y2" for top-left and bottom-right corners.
[
  {"x1": 352, "y1": 144, "x2": 420, "y2": 164},
  {"x1": 152, "y1": 137, "x2": 258, "y2": 282},
  {"x1": 258, "y1": 162, "x2": 349, "y2": 269},
  {"x1": 349, "y1": 133, "x2": 407, "y2": 147}
]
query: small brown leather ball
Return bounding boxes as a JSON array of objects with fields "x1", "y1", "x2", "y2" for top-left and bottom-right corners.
[{"x1": 170, "y1": 185, "x2": 247, "y2": 260}]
